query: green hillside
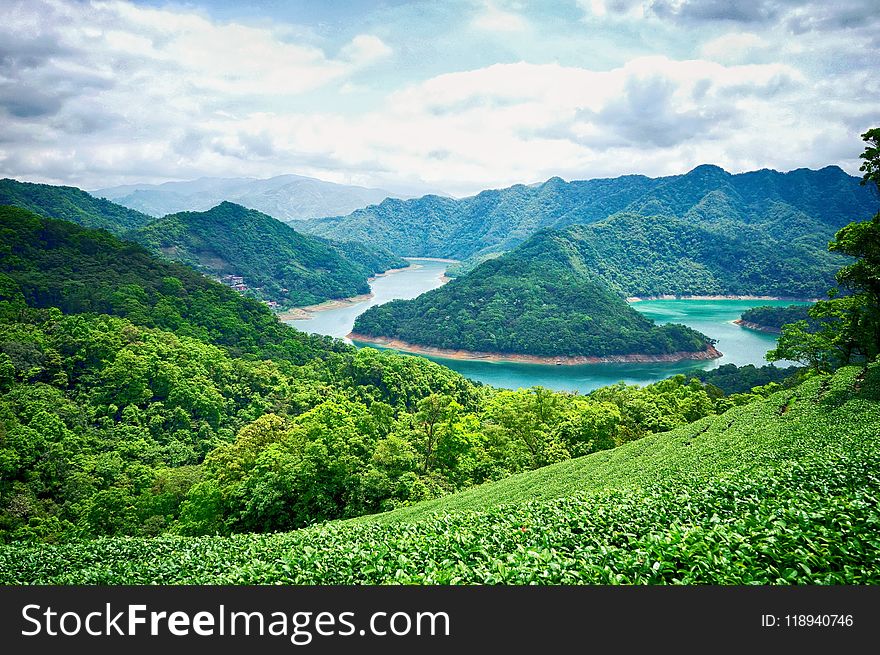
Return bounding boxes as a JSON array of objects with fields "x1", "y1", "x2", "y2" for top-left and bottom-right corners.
[
  {"x1": 740, "y1": 305, "x2": 812, "y2": 332},
  {"x1": 301, "y1": 166, "x2": 875, "y2": 273},
  {"x1": 354, "y1": 365, "x2": 878, "y2": 525},
  {"x1": 552, "y1": 212, "x2": 841, "y2": 298},
  {"x1": 0, "y1": 205, "x2": 345, "y2": 364},
  {"x1": 131, "y1": 202, "x2": 404, "y2": 308},
  {"x1": 3, "y1": 364, "x2": 877, "y2": 584},
  {"x1": 0, "y1": 178, "x2": 153, "y2": 234},
  {"x1": 352, "y1": 228, "x2": 714, "y2": 358}
]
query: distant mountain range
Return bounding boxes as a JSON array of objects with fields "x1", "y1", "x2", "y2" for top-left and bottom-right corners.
[
  {"x1": 94, "y1": 174, "x2": 411, "y2": 221},
  {"x1": 301, "y1": 165, "x2": 877, "y2": 263}
]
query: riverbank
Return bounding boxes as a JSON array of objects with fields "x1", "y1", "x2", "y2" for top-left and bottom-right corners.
[
  {"x1": 733, "y1": 319, "x2": 782, "y2": 334},
  {"x1": 348, "y1": 334, "x2": 723, "y2": 365},
  {"x1": 403, "y1": 256, "x2": 460, "y2": 263},
  {"x1": 277, "y1": 264, "x2": 417, "y2": 320},
  {"x1": 627, "y1": 294, "x2": 818, "y2": 303},
  {"x1": 277, "y1": 294, "x2": 374, "y2": 320}
]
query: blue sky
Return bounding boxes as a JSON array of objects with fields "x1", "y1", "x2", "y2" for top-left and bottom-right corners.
[{"x1": 2, "y1": 0, "x2": 878, "y2": 195}]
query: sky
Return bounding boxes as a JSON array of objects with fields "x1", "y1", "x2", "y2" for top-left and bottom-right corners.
[{"x1": 1, "y1": 0, "x2": 879, "y2": 197}]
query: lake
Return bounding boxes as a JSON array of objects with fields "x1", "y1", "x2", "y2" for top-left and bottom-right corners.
[{"x1": 288, "y1": 259, "x2": 810, "y2": 393}]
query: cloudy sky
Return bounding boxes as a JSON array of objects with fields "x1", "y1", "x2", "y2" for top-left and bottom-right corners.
[{"x1": 2, "y1": 0, "x2": 879, "y2": 196}]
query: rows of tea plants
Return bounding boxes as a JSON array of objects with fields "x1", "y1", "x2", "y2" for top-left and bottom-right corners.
[
  {"x1": 2, "y1": 365, "x2": 878, "y2": 584},
  {"x1": 354, "y1": 364, "x2": 879, "y2": 524}
]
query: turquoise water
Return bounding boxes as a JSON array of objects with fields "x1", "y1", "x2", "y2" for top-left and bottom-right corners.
[
  {"x1": 289, "y1": 259, "x2": 450, "y2": 340},
  {"x1": 289, "y1": 261, "x2": 811, "y2": 393}
]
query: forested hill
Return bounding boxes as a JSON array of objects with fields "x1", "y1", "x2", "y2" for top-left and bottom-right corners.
[
  {"x1": 300, "y1": 165, "x2": 876, "y2": 263},
  {"x1": 738, "y1": 305, "x2": 813, "y2": 332},
  {"x1": 0, "y1": 178, "x2": 153, "y2": 235},
  {"x1": 131, "y1": 202, "x2": 405, "y2": 308},
  {"x1": 0, "y1": 205, "x2": 346, "y2": 364},
  {"x1": 352, "y1": 229, "x2": 713, "y2": 359},
  {"x1": 545, "y1": 212, "x2": 842, "y2": 298}
]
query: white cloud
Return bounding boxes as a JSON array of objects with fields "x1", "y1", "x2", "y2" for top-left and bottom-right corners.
[
  {"x1": 472, "y1": 1, "x2": 528, "y2": 32},
  {"x1": 0, "y1": 0, "x2": 877, "y2": 196},
  {"x1": 699, "y1": 32, "x2": 767, "y2": 62},
  {"x1": 339, "y1": 34, "x2": 393, "y2": 65}
]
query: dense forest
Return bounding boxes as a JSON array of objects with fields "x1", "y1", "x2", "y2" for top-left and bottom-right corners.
[
  {"x1": 686, "y1": 363, "x2": 801, "y2": 395},
  {"x1": 301, "y1": 165, "x2": 874, "y2": 280},
  {"x1": 0, "y1": 178, "x2": 153, "y2": 235},
  {"x1": 4, "y1": 363, "x2": 878, "y2": 583},
  {"x1": 739, "y1": 305, "x2": 813, "y2": 332},
  {"x1": 1, "y1": 128, "x2": 878, "y2": 588},
  {"x1": 131, "y1": 201, "x2": 405, "y2": 308},
  {"x1": 0, "y1": 203, "x2": 770, "y2": 542},
  {"x1": 352, "y1": 229, "x2": 714, "y2": 358}
]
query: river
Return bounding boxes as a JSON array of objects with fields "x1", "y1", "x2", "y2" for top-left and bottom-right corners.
[{"x1": 288, "y1": 259, "x2": 810, "y2": 393}]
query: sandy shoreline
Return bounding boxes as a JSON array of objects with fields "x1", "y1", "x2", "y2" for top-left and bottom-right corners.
[
  {"x1": 277, "y1": 264, "x2": 417, "y2": 320},
  {"x1": 627, "y1": 294, "x2": 818, "y2": 303},
  {"x1": 277, "y1": 294, "x2": 374, "y2": 320},
  {"x1": 403, "y1": 256, "x2": 460, "y2": 263},
  {"x1": 733, "y1": 319, "x2": 782, "y2": 334},
  {"x1": 348, "y1": 334, "x2": 723, "y2": 365}
]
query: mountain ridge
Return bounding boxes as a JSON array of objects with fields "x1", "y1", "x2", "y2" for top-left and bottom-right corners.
[
  {"x1": 300, "y1": 165, "x2": 876, "y2": 263},
  {"x1": 129, "y1": 201, "x2": 405, "y2": 308},
  {"x1": 95, "y1": 173, "x2": 413, "y2": 221}
]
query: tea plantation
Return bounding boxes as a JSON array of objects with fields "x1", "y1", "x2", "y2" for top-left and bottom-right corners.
[{"x1": 2, "y1": 364, "x2": 878, "y2": 584}]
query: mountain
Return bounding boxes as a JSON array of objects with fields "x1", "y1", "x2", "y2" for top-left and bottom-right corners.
[
  {"x1": 351, "y1": 228, "x2": 715, "y2": 360},
  {"x1": 95, "y1": 174, "x2": 408, "y2": 221},
  {"x1": 545, "y1": 211, "x2": 844, "y2": 298},
  {"x1": 129, "y1": 202, "x2": 406, "y2": 308},
  {"x1": 0, "y1": 178, "x2": 153, "y2": 235},
  {"x1": 300, "y1": 166, "x2": 877, "y2": 267},
  {"x1": 0, "y1": 205, "x2": 342, "y2": 364}
]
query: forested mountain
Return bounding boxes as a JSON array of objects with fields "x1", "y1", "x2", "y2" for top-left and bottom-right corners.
[
  {"x1": 95, "y1": 174, "x2": 408, "y2": 221},
  {"x1": 130, "y1": 202, "x2": 405, "y2": 308},
  {"x1": 352, "y1": 229, "x2": 714, "y2": 359},
  {"x1": 545, "y1": 213, "x2": 842, "y2": 298},
  {"x1": 0, "y1": 205, "x2": 344, "y2": 364},
  {"x1": 0, "y1": 178, "x2": 153, "y2": 235},
  {"x1": 1, "y1": 204, "x2": 758, "y2": 543},
  {"x1": 301, "y1": 166, "x2": 876, "y2": 274}
]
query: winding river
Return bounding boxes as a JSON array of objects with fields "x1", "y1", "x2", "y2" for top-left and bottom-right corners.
[{"x1": 288, "y1": 259, "x2": 810, "y2": 393}]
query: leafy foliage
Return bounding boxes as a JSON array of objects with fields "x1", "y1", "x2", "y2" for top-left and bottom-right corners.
[
  {"x1": 0, "y1": 178, "x2": 153, "y2": 234},
  {"x1": 770, "y1": 128, "x2": 880, "y2": 371},
  {"x1": 686, "y1": 363, "x2": 801, "y2": 395},
  {"x1": 131, "y1": 202, "x2": 405, "y2": 308},
  {"x1": 3, "y1": 365, "x2": 877, "y2": 584},
  {"x1": 353, "y1": 229, "x2": 713, "y2": 357}
]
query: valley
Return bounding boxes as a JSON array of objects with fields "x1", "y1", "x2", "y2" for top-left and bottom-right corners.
[
  {"x1": 289, "y1": 260, "x2": 811, "y2": 393},
  {"x1": 0, "y1": 127, "x2": 878, "y2": 591}
]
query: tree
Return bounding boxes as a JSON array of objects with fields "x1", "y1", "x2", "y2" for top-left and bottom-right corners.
[{"x1": 770, "y1": 128, "x2": 880, "y2": 370}]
